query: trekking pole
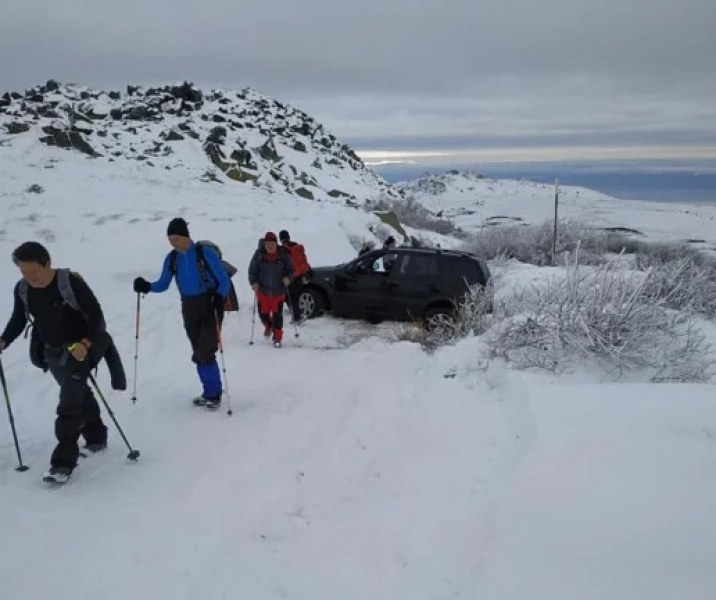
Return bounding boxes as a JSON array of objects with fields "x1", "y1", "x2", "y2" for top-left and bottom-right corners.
[
  {"x1": 249, "y1": 294, "x2": 257, "y2": 345},
  {"x1": 131, "y1": 292, "x2": 141, "y2": 404},
  {"x1": 214, "y1": 310, "x2": 233, "y2": 417},
  {"x1": 88, "y1": 373, "x2": 140, "y2": 461},
  {"x1": 285, "y1": 287, "x2": 300, "y2": 339},
  {"x1": 0, "y1": 354, "x2": 29, "y2": 472}
]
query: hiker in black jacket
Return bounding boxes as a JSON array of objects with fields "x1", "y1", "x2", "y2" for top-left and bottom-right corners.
[
  {"x1": 249, "y1": 232, "x2": 294, "y2": 347},
  {"x1": 0, "y1": 242, "x2": 110, "y2": 483}
]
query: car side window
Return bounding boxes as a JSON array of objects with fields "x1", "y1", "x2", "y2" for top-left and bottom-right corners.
[
  {"x1": 371, "y1": 253, "x2": 398, "y2": 274},
  {"x1": 396, "y1": 254, "x2": 438, "y2": 279}
]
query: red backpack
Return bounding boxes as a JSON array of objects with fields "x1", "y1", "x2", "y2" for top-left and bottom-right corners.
[{"x1": 284, "y1": 241, "x2": 310, "y2": 277}]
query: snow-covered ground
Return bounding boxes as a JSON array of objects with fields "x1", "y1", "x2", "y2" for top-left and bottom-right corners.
[{"x1": 1, "y1": 140, "x2": 715, "y2": 599}]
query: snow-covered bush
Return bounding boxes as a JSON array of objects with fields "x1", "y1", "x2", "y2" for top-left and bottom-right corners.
[
  {"x1": 463, "y1": 219, "x2": 611, "y2": 265},
  {"x1": 487, "y1": 253, "x2": 713, "y2": 381},
  {"x1": 639, "y1": 257, "x2": 716, "y2": 319}
]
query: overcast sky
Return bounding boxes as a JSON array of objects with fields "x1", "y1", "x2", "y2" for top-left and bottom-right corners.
[{"x1": 2, "y1": 0, "x2": 715, "y2": 163}]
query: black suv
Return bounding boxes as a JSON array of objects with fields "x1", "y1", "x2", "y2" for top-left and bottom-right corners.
[{"x1": 296, "y1": 247, "x2": 491, "y2": 325}]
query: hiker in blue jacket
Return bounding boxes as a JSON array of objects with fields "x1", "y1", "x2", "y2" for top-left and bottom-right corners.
[{"x1": 133, "y1": 218, "x2": 229, "y2": 410}]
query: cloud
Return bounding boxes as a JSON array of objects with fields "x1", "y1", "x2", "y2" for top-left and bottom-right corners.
[{"x1": 2, "y1": 0, "x2": 715, "y2": 158}]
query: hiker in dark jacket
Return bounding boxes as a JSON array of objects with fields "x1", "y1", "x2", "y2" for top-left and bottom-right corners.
[
  {"x1": 249, "y1": 231, "x2": 294, "y2": 347},
  {"x1": 0, "y1": 241, "x2": 110, "y2": 483},
  {"x1": 133, "y1": 217, "x2": 230, "y2": 409},
  {"x1": 279, "y1": 229, "x2": 311, "y2": 322}
]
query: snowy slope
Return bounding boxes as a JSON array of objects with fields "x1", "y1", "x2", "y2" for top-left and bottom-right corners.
[{"x1": 1, "y1": 87, "x2": 716, "y2": 599}]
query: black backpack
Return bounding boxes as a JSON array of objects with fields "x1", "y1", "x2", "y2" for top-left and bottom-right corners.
[{"x1": 17, "y1": 269, "x2": 127, "y2": 390}]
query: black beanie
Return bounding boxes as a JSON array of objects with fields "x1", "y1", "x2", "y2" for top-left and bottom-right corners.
[
  {"x1": 279, "y1": 229, "x2": 290, "y2": 242},
  {"x1": 167, "y1": 217, "x2": 190, "y2": 237}
]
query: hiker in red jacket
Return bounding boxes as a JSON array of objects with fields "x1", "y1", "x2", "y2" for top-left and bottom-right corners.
[
  {"x1": 249, "y1": 232, "x2": 294, "y2": 347},
  {"x1": 279, "y1": 229, "x2": 311, "y2": 322}
]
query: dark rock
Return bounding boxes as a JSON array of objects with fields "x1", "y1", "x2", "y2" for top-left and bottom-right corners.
[
  {"x1": 26, "y1": 93, "x2": 44, "y2": 103},
  {"x1": 110, "y1": 108, "x2": 123, "y2": 120},
  {"x1": 127, "y1": 85, "x2": 141, "y2": 96},
  {"x1": 327, "y1": 189, "x2": 349, "y2": 198},
  {"x1": 293, "y1": 122, "x2": 312, "y2": 136},
  {"x1": 36, "y1": 105, "x2": 60, "y2": 118},
  {"x1": 225, "y1": 166, "x2": 258, "y2": 182},
  {"x1": 293, "y1": 141, "x2": 307, "y2": 152},
  {"x1": 5, "y1": 122, "x2": 30, "y2": 134},
  {"x1": 44, "y1": 79, "x2": 60, "y2": 92},
  {"x1": 204, "y1": 143, "x2": 229, "y2": 170},
  {"x1": 170, "y1": 82, "x2": 203, "y2": 104},
  {"x1": 163, "y1": 130, "x2": 185, "y2": 141},
  {"x1": 40, "y1": 130, "x2": 101, "y2": 157},
  {"x1": 295, "y1": 187, "x2": 314, "y2": 200},
  {"x1": 25, "y1": 184, "x2": 44, "y2": 194},
  {"x1": 257, "y1": 138, "x2": 280, "y2": 162},
  {"x1": 109, "y1": 91, "x2": 121, "y2": 100},
  {"x1": 230, "y1": 148, "x2": 254, "y2": 167},
  {"x1": 212, "y1": 114, "x2": 226, "y2": 123},
  {"x1": 206, "y1": 126, "x2": 227, "y2": 145},
  {"x1": 125, "y1": 106, "x2": 154, "y2": 120}
]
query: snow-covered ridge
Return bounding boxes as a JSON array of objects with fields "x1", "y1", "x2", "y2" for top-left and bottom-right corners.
[
  {"x1": 395, "y1": 170, "x2": 716, "y2": 249},
  {"x1": 0, "y1": 79, "x2": 395, "y2": 205}
]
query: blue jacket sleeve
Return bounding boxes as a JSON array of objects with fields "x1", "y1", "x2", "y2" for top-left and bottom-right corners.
[
  {"x1": 150, "y1": 254, "x2": 173, "y2": 293},
  {"x1": 203, "y1": 247, "x2": 230, "y2": 297}
]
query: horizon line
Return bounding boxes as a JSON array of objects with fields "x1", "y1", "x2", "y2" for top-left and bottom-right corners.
[{"x1": 358, "y1": 145, "x2": 716, "y2": 165}]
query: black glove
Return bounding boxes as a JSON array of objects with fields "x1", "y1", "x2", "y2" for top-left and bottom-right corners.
[{"x1": 133, "y1": 277, "x2": 150, "y2": 294}]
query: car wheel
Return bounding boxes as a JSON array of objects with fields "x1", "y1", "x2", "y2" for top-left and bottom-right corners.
[
  {"x1": 423, "y1": 306, "x2": 456, "y2": 332},
  {"x1": 297, "y1": 287, "x2": 325, "y2": 319}
]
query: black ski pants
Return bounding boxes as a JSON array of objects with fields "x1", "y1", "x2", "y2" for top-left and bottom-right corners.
[
  {"x1": 286, "y1": 279, "x2": 303, "y2": 321},
  {"x1": 181, "y1": 294, "x2": 222, "y2": 365},
  {"x1": 45, "y1": 345, "x2": 108, "y2": 469}
]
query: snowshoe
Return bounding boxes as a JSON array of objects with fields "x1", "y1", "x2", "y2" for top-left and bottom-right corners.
[
  {"x1": 43, "y1": 466, "x2": 73, "y2": 485},
  {"x1": 204, "y1": 397, "x2": 221, "y2": 411},
  {"x1": 84, "y1": 442, "x2": 107, "y2": 454},
  {"x1": 192, "y1": 395, "x2": 208, "y2": 407}
]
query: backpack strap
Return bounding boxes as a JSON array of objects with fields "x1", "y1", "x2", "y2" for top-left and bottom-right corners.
[
  {"x1": 195, "y1": 243, "x2": 218, "y2": 291},
  {"x1": 56, "y1": 268, "x2": 83, "y2": 314},
  {"x1": 16, "y1": 268, "x2": 97, "y2": 338},
  {"x1": 170, "y1": 245, "x2": 219, "y2": 292},
  {"x1": 170, "y1": 250, "x2": 178, "y2": 275}
]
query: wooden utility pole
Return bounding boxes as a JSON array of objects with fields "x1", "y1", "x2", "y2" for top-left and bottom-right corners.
[{"x1": 552, "y1": 178, "x2": 560, "y2": 264}]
